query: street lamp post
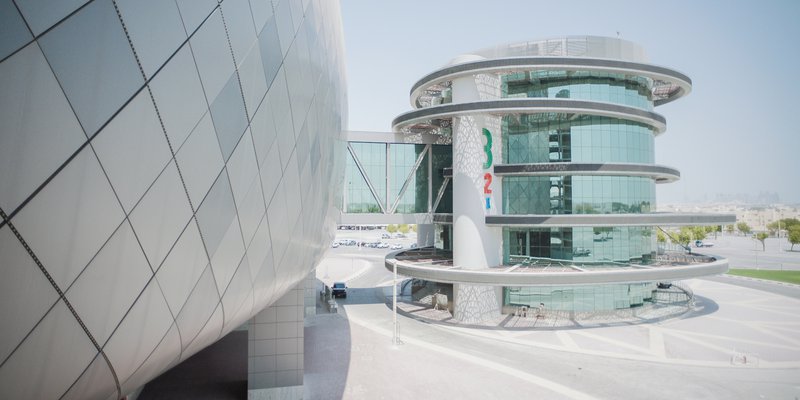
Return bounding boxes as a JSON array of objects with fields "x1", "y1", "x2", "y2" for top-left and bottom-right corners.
[{"x1": 392, "y1": 260, "x2": 401, "y2": 346}]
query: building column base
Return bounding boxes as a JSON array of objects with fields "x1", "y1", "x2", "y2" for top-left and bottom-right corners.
[
  {"x1": 416, "y1": 223, "x2": 435, "y2": 247},
  {"x1": 453, "y1": 284, "x2": 501, "y2": 324},
  {"x1": 248, "y1": 385, "x2": 303, "y2": 400},
  {"x1": 248, "y1": 272, "x2": 315, "y2": 399}
]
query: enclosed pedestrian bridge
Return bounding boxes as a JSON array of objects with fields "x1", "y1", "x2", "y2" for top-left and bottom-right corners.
[{"x1": 341, "y1": 131, "x2": 454, "y2": 225}]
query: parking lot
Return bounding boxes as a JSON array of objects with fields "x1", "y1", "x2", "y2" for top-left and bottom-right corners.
[{"x1": 697, "y1": 235, "x2": 800, "y2": 270}]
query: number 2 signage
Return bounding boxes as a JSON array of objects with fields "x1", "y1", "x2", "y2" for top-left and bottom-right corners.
[{"x1": 482, "y1": 128, "x2": 493, "y2": 211}]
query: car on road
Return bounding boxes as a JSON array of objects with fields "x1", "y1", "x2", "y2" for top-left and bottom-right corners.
[
  {"x1": 331, "y1": 282, "x2": 347, "y2": 298},
  {"x1": 573, "y1": 247, "x2": 591, "y2": 256},
  {"x1": 331, "y1": 241, "x2": 339, "y2": 248},
  {"x1": 695, "y1": 240, "x2": 714, "y2": 247},
  {"x1": 391, "y1": 244, "x2": 403, "y2": 250}
]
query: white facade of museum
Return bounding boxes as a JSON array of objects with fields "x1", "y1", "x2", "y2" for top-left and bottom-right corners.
[{"x1": 0, "y1": 0, "x2": 347, "y2": 399}]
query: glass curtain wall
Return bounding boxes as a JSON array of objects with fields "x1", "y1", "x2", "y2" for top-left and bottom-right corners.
[
  {"x1": 432, "y1": 144, "x2": 453, "y2": 213},
  {"x1": 503, "y1": 227, "x2": 656, "y2": 264},
  {"x1": 346, "y1": 142, "x2": 446, "y2": 214},
  {"x1": 502, "y1": 70, "x2": 654, "y2": 111},
  {"x1": 499, "y1": 69, "x2": 658, "y2": 265},
  {"x1": 504, "y1": 282, "x2": 657, "y2": 312},
  {"x1": 345, "y1": 143, "x2": 384, "y2": 213},
  {"x1": 435, "y1": 223, "x2": 453, "y2": 251}
]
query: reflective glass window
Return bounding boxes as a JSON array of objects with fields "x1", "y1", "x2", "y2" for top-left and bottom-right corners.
[
  {"x1": 503, "y1": 176, "x2": 654, "y2": 215},
  {"x1": 345, "y1": 143, "x2": 385, "y2": 213},
  {"x1": 504, "y1": 282, "x2": 656, "y2": 312},
  {"x1": 502, "y1": 70, "x2": 654, "y2": 111},
  {"x1": 503, "y1": 226, "x2": 656, "y2": 264},
  {"x1": 431, "y1": 145, "x2": 452, "y2": 213},
  {"x1": 389, "y1": 144, "x2": 428, "y2": 213},
  {"x1": 502, "y1": 114, "x2": 654, "y2": 164}
]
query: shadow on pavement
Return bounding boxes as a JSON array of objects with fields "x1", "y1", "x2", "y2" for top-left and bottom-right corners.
[
  {"x1": 304, "y1": 279, "x2": 352, "y2": 400},
  {"x1": 681, "y1": 295, "x2": 720, "y2": 319}
]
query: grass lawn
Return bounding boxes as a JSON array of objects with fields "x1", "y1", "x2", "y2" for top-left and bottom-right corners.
[{"x1": 727, "y1": 269, "x2": 800, "y2": 285}]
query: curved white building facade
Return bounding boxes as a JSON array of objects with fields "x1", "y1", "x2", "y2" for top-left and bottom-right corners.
[
  {"x1": 391, "y1": 36, "x2": 734, "y2": 323},
  {"x1": 0, "y1": 1, "x2": 347, "y2": 399}
]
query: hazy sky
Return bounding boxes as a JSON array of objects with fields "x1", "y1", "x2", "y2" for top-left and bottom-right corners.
[{"x1": 339, "y1": 0, "x2": 800, "y2": 205}]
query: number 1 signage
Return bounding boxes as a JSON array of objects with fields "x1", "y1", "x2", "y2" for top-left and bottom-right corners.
[{"x1": 482, "y1": 128, "x2": 493, "y2": 211}]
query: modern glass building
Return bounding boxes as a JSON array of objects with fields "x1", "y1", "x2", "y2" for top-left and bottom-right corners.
[
  {"x1": 0, "y1": 1, "x2": 346, "y2": 399},
  {"x1": 387, "y1": 36, "x2": 734, "y2": 323}
]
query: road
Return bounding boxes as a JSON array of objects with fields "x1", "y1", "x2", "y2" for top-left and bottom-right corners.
[{"x1": 700, "y1": 235, "x2": 800, "y2": 270}]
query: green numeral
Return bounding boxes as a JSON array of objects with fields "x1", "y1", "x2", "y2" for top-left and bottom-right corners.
[{"x1": 482, "y1": 128, "x2": 493, "y2": 169}]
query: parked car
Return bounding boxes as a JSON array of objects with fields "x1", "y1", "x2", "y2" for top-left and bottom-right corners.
[
  {"x1": 573, "y1": 247, "x2": 591, "y2": 256},
  {"x1": 331, "y1": 241, "x2": 339, "y2": 248},
  {"x1": 378, "y1": 242, "x2": 389, "y2": 248},
  {"x1": 391, "y1": 244, "x2": 403, "y2": 250},
  {"x1": 694, "y1": 240, "x2": 714, "y2": 247},
  {"x1": 331, "y1": 282, "x2": 347, "y2": 298},
  {"x1": 381, "y1": 233, "x2": 391, "y2": 239}
]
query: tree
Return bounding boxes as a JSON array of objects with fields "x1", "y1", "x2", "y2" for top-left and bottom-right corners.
[
  {"x1": 691, "y1": 226, "x2": 707, "y2": 241},
  {"x1": 725, "y1": 225, "x2": 735, "y2": 234},
  {"x1": 656, "y1": 230, "x2": 666, "y2": 243},
  {"x1": 789, "y1": 226, "x2": 800, "y2": 251},
  {"x1": 398, "y1": 224, "x2": 410, "y2": 234},
  {"x1": 676, "y1": 229, "x2": 692, "y2": 250},
  {"x1": 737, "y1": 222, "x2": 752, "y2": 235},
  {"x1": 767, "y1": 221, "x2": 780, "y2": 236},
  {"x1": 386, "y1": 224, "x2": 397, "y2": 233},
  {"x1": 785, "y1": 218, "x2": 800, "y2": 230},
  {"x1": 769, "y1": 218, "x2": 800, "y2": 236},
  {"x1": 755, "y1": 232, "x2": 769, "y2": 251},
  {"x1": 411, "y1": 224, "x2": 418, "y2": 232}
]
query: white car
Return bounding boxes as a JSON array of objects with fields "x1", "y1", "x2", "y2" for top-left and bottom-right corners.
[{"x1": 391, "y1": 244, "x2": 403, "y2": 250}]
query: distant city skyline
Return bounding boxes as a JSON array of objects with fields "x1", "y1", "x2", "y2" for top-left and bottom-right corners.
[{"x1": 340, "y1": 0, "x2": 800, "y2": 204}]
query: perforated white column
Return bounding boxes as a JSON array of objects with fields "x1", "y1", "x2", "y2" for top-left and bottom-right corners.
[{"x1": 450, "y1": 60, "x2": 503, "y2": 323}]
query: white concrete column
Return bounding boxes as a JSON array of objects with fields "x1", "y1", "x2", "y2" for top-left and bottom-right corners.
[
  {"x1": 416, "y1": 223, "x2": 435, "y2": 247},
  {"x1": 248, "y1": 278, "x2": 307, "y2": 400},
  {"x1": 450, "y1": 57, "x2": 503, "y2": 323}
]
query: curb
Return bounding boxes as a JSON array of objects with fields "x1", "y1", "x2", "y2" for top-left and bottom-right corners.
[{"x1": 721, "y1": 274, "x2": 800, "y2": 288}]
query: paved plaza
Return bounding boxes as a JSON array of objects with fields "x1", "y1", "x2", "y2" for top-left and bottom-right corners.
[{"x1": 307, "y1": 239, "x2": 800, "y2": 400}]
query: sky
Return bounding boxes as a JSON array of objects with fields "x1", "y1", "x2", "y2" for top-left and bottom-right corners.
[{"x1": 339, "y1": 0, "x2": 800, "y2": 205}]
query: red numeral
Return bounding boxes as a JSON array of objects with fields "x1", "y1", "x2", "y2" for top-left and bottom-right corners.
[{"x1": 484, "y1": 173, "x2": 492, "y2": 194}]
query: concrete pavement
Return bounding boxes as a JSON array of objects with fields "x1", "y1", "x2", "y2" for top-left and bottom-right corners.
[{"x1": 307, "y1": 241, "x2": 800, "y2": 400}]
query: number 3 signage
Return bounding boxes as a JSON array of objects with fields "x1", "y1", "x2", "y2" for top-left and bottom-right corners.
[{"x1": 482, "y1": 128, "x2": 493, "y2": 211}]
